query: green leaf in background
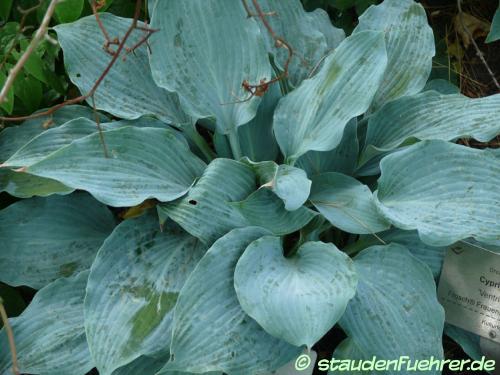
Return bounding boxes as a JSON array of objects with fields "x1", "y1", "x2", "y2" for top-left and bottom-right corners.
[
  {"x1": 27, "y1": 127, "x2": 206, "y2": 207},
  {"x1": 55, "y1": 14, "x2": 189, "y2": 125},
  {"x1": 296, "y1": 119, "x2": 358, "y2": 177},
  {"x1": 375, "y1": 141, "x2": 500, "y2": 246},
  {"x1": 234, "y1": 236, "x2": 357, "y2": 348},
  {"x1": 340, "y1": 244, "x2": 444, "y2": 374},
  {"x1": 0, "y1": 193, "x2": 115, "y2": 289},
  {"x1": 245, "y1": 0, "x2": 345, "y2": 86},
  {"x1": 13, "y1": 73, "x2": 43, "y2": 114},
  {"x1": 0, "y1": 69, "x2": 14, "y2": 114},
  {"x1": 273, "y1": 31, "x2": 387, "y2": 162},
  {"x1": 0, "y1": 0, "x2": 12, "y2": 21},
  {"x1": 54, "y1": 0, "x2": 84, "y2": 23},
  {"x1": 486, "y1": 5, "x2": 500, "y2": 43},
  {"x1": 423, "y1": 79, "x2": 460, "y2": 94},
  {"x1": 163, "y1": 228, "x2": 300, "y2": 375},
  {"x1": 353, "y1": 0, "x2": 435, "y2": 110},
  {"x1": 362, "y1": 92, "x2": 500, "y2": 163},
  {"x1": 149, "y1": 0, "x2": 271, "y2": 135},
  {"x1": 85, "y1": 213, "x2": 206, "y2": 375},
  {"x1": 0, "y1": 271, "x2": 93, "y2": 375},
  {"x1": 310, "y1": 172, "x2": 390, "y2": 235},
  {"x1": 158, "y1": 158, "x2": 255, "y2": 244},
  {"x1": 232, "y1": 188, "x2": 317, "y2": 236}
]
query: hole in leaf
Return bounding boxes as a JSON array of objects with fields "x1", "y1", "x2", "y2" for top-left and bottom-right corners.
[{"x1": 188, "y1": 200, "x2": 198, "y2": 205}]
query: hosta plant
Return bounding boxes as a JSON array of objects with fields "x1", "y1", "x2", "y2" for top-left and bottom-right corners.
[{"x1": 1, "y1": 0, "x2": 500, "y2": 374}]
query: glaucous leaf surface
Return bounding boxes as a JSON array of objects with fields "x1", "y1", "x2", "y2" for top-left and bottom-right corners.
[
  {"x1": 340, "y1": 244, "x2": 444, "y2": 374},
  {"x1": 243, "y1": 159, "x2": 311, "y2": 210},
  {"x1": 149, "y1": 0, "x2": 271, "y2": 134},
  {"x1": 0, "y1": 271, "x2": 93, "y2": 375},
  {"x1": 3, "y1": 118, "x2": 104, "y2": 168},
  {"x1": 26, "y1": 127, "x2": 206, "y2": 207},
  {"x1": 423, "y1": 79, "x2": 460, "y2": 94},
  {"x1": 55, "y1": 14, "x2": 189, "y2": 125},
  {"x1": 158, "y1": 158, "x2": 255, "y2": 244},
  {"x1": 85, "y1": 213, "x2": 206, "y2": 375},
  {"x1": 2, "y1": 117, "x2": 181, "y2": 169},
  {"x1": 296, "y1": 119, "x2": 358, "y2": 177},
  {"x1": 0, "y1": 105, "x2": 106, "y2": 162},
  {"x1": 0, "y1": 169, "x2": 72, "y2": 198},
  {"x1": 234, "y1": 236, "x2": 357, "y2": 348},
  {"x1": 363, "y1": 91, "x2": 500, "y2": 161},
  {"x1": 375, "y1": 140, "x2": 500, "y2": 246},
  {"x1": 310, "y1": 172, "x2": 390, "y2": 234},
  {"x1": 360, "y1": 229, "x2": 446, "y2": 278},
  {"x1": 486, "y1": 5, "x2": 500, "y2": 43},
  {"x1": 0, "y1": 193, "x2": 115, "y2": 289},
  {"x1": 273, "y1": 31, "x2": 387, "y2": 162},
  {"x1": 232, "y1": 188, "x2": 317, "y2": 235},
  {"x1": 237, "y1": 83, "x2": 281, "y2": 162},
  {"x1": 353, "y1": 0, "x2": 435, "y2": 110},
  {"x1": 245, "y1": 0, "x2": 344, "y2": 86},
  {"x1": 163, "y1": 228, "x2": 301, "y2": 375}
]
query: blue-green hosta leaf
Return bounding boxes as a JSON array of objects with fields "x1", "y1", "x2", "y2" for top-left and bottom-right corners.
[
  {"x1": 242, "y1": 159, "x2": 312, "y2": 211},
  {"x1": 234, "y1": 236, "x2": 357, "y2": 348},
  {"x1": 360, "y1": 229, "x2": 446, "y2": 278},
  {"x1": 232, "y1": 188, "x2": 317, "y2": 235},
  {"x1": 150, "y1": 0, "x2": 271, "y2": 134},
  {"x1": 273, "y1": 31, "x2": 387, "y2": 162},
  {"x1": 486, "y1": 5, "x2": 500, "y2": 43},
  {"x1": 237, "y1": 83, "x2": 281, "y2": 162},
  {"x1": 163, "y1": 228, "x2": 300, "y2": 375},
  {"x1": 0, "y1": 105, "x2": 106, "y2": 162},
  {"x1": 340, "y1": 244, "x2": 444, "y2": 373},
  {"x1": 2, "y1": 117, "x2": 181, "y2": 169},
  {"x1": 310, "y1": 172, "x2": 390, "y2": 235},
  {"x1": 445, "y1": 325, "x2": 482, "y2": 362},
  {"x1": 353, "y1": 0, "x2": 435, "y2": 110},
  {"x1": 296, "y1": 119, "x2": 358, "y2": 177},
  {"x1": 0, "y1": 169, "x2": 72, "y2": 198},
  {"x1": 0, "y1": 193, "x2": 115, "y2": 289},
  {"x1": 245, "y1": 0, "x2": 344, "y2": 86},
  {"x1": 158, "y1": 158, "x2": 255, "y2": 244},
  {"x1": 85, "y1": 213, "x2": 206, "y2": 375},
  {"x1": 112, "y1": 355, "x2": 219, "y2": 375},
  {"x1": 363, "y1": 91, "x2": 500, "y2": 161},
  {"x1": 2, "y1": 118, "x2": 103, "y2": 168},
  {"x1": 375, "y1": 141, "x2": 500, "y2": 246},
  {"x1": 55, "y1": 14, "x2": 188, "y2": 125},
  {"x1": 424, "y1": 79, "x2": 460, "y2": 94},
  {"x1": 0, "y1": 271, "x2": 93, "y2": 375},
  {"x1": 26, "y1": 127, "x2": 206, "y2": 207}
]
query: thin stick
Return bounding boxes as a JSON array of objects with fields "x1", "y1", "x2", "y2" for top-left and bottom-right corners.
[
  {"x1": 0, "y1": 0, "x2": 60, "y2": 105},
  {"x1": 0, "y1": 299, "x2": 19, "y2": 375},
  {"x1": 456, "y1": 0, "x2": 500, "y2": 90}
]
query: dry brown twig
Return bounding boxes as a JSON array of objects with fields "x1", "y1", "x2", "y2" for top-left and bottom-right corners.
[
  {"x1": 0, "y1": 298, "x2": 19, "y2": 375},
  {"x1": 224, "y1": 0, "x2": 295, "y2": 104},
  {"x1": 456, "y1": 0, "x2": 500, "y2": 91}
]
